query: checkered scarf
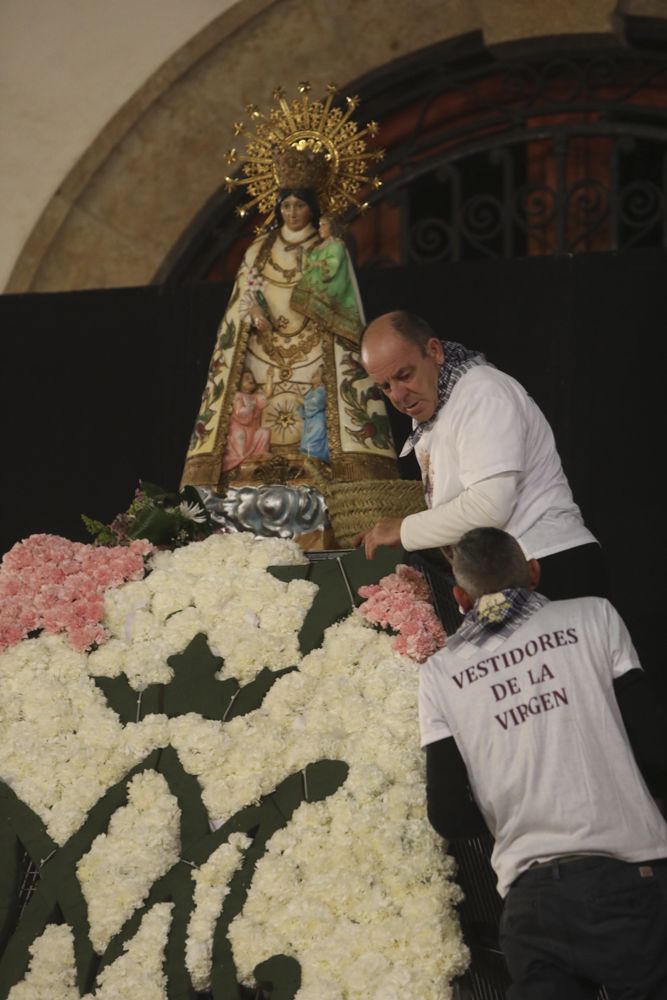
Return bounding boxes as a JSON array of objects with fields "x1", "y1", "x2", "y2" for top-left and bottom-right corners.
[
  {"x1": 447, "y1": 588, "x2": 550, "y2": 653},
  {"x1": 402, "y1": 340, "x2": 489, "y2": 454}
]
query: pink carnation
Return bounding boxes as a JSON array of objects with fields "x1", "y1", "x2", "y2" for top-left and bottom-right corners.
[
  {"x1": 0, "y1": 534, "x2": 153, "y2": 654},
  {"x1": 357, "y1": 563, "x2": 446, "y2": 663}
]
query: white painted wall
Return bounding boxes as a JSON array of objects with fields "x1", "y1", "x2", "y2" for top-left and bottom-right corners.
[{"x1": 0, "y1": 0, "x2": 239, "y2": 291}]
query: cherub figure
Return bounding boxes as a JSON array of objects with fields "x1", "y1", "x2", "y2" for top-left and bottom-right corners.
[
  {"x1": 298, "y1": 366, "x2": 328, "y2": 463},
  {"x1": 291, "y1": 214, "x2": 364, "y2": 345},
  {"x1": 222, "y1": 368, "x2": 274, "y2": 473}
]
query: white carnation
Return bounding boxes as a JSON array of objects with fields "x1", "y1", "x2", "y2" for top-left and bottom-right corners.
[
  {"x1": 80, "y1": 903, "x2": 173, "y2": 1000},
  {"x1": 7, "y1": 924, "x2": 79, "y2": 1000},
  {"x1": 185, "y1": 832, "x2": 251, "y2": 990},
  {"x1": 77, "y1": 771, "x2": 180, "y2": 953}
]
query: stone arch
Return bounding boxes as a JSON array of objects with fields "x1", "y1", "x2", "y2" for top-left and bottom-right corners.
[{"x1": 6, "y1": 0, "x2": 631, "y2": 292}]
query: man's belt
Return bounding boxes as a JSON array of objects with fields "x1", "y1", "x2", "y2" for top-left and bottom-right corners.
[{"x1": 529, "y1": 853, "x2": 585, "y2": 869}]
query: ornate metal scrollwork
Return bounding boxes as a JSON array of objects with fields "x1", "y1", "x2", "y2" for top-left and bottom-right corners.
[
  {"x1": 618, "y1": 179, "x2": 664, "y2": 246},
  {"x1": 565, "y1": 178, "x2": 610, "y2": 251},
  {"x1": 409, "y1": 217, "x2": 454, "y2": 262}
]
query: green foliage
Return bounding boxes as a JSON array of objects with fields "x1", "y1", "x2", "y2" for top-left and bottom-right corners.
[
  {"x1": 80, "y1": 514, "x2": 120, "y2": 547},
  {"x1": 82, "y1": 481, "x2": 217, "y2": 549},
  {"x1": 338, "y1": 352, "x2": 392, "y2": 450},
  {"x1": 218, "y1": 319, "x2": 236, "y2": 352}
]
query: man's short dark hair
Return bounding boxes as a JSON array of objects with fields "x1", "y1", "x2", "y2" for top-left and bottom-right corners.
[
  {"x1": 360, "y1": 310, "x2": 437, "y2": 354},
  {"x1": 449, "y1": 527, "x2": 531, "y2": 600}
]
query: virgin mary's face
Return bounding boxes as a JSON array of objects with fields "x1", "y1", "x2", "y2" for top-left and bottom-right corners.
[{"x1": 280, "y1": 195, "x2": 312, "y2": 231}]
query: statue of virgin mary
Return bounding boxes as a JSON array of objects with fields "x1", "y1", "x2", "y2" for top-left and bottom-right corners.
[{"x1": 180, "y1": 85, "x2": 422, "y2": 544}]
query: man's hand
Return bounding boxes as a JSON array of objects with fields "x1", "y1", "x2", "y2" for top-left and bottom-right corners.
[{"x1": 354, "y1": 517, "x2": 403, "y2": 559}]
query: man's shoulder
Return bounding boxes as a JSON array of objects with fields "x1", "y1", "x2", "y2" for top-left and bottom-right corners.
[
  {"x1": 457, "y1": 363, "x2": 520, "y2": 390},
  {"x1": 445, "y1": 364, "x2": 527, "y2": 412},
  {"x1": 544, "y1": 593, "x2": 611, "y2": 616},
  {"x1": 525, "y1": 595, "x2": 619, "y2": 642},
  {"x1": 522, "y1": 593, "x2": 610, "y2": 621}
]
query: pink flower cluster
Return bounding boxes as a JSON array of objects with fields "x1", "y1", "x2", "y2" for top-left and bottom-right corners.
[
  {"x1": 358, "y1": 564, "x2": 446, "y2": 663},
  {"x1": 0, "y1": 533, "x2": 153, "y2": 653}
]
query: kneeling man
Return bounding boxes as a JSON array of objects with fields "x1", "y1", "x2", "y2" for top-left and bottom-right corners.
[{"x1": 420, "y1": 527, "x2": 667, "y2": 998}]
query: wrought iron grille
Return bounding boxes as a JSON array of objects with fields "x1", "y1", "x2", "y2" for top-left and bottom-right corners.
[
  {"x1": 374, "y1": 53, "x2": 667, "y2": 264},
  {"x1": 164, "y1": 48, "x2": 667, "y2": 284}
]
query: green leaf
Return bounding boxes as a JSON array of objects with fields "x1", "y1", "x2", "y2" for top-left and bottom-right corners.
[
  {"x1": 179, "y1": 485, "x2": 202, "y2": 506},
  {"x1": 81, "y1": 514, "x2": 117, "y2": 546},
  {"x1": 127, "y1": 506, "x2": 180, "y2": 544},
  {"x1": 218, "y1": 320, "x2": 236, "y2": 351},
  {"x1": 81, "y1": 514, "x2": 107, "y2": 537},
  {"x1": 138, "y1": 481, "x2": 181, "y2": 505}
]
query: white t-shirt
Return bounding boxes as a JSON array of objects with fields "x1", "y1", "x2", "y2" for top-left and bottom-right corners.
[
  {"x1": 401, "y1": 365, "x2": 596, "y2": 558},
  {"x1": 419, "y1": 597, "x2": 667, "y2": 896}
]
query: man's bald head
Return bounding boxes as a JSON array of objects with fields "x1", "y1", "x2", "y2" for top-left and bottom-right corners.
[
  {"x1": 361, "y1": 311, "x2": 438, "y2": 354},
  {"x1": 360, "y1": 311, "x2": 444, "y2": 423}
]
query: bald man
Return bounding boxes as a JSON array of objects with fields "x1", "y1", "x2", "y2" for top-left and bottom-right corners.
[{"x1": 358, "y1": 311, "x2": 606, "y2": 601}]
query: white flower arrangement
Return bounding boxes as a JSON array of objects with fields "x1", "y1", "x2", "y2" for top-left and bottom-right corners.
[
  {"x1": 77, "y1": 771, "x2": 180, "y2": 953},
  {"x1": 0, "y1": 633, "x2": 170, "y2": 844},
  {"x1": 223, "y1": 618, "x2": 468, "y2": 995},
  {"x1": 88, "y1": 533, "x2": 311, "y2": 690},
  {"x1": 7, "y1": 924, "x2": 79, "y2": 1000},
  {"x1": 80, "y1": 903, "x2": 174, "y2": 1000},
  {"x1": 168, "y1": 615, "x2": 468, "y2": 993},
  {"x1": 3, "y1": 533, "x2": 468, "y2": 998},
  {"x1": 185, "y1": 832, "x2": 251, "y2": 991},
  {"x1": 8, "y1": 905, "x2": 173, "y2": 1000}
]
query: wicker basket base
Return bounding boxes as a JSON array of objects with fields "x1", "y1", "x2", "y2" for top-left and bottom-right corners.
[{"x1": 323, "y1": 479, "x2": 426, "y2": 548}]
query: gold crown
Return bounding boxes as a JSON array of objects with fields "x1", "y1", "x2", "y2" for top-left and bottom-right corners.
[
  {"x1": 272, "y1": 146, "x2": 330, "y2": 194},
  {"x1": 224, "y1": 82, "x2": 383, "y2": 231}
]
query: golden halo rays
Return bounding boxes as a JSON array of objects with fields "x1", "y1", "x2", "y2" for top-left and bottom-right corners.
[{"x1": 224, "y1": 82, "x2": 384, "y2": 231}]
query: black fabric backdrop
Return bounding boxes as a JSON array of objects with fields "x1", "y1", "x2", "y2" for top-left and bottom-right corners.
[{"x1": 0, "y1": 249, "x2": 663, "y2": 692}]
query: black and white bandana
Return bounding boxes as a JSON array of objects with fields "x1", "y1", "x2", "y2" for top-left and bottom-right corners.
[
  {"x1": 401, "y1": 340, "x2": 489, "y2": 455},
  {"x1": 447, "y1": 588, "x2": 550, "y2": 653}
]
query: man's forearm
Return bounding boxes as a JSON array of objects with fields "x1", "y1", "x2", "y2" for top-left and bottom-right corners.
[{"x1": 401, "y1": 472, "x2": 519, "y2": 551}]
